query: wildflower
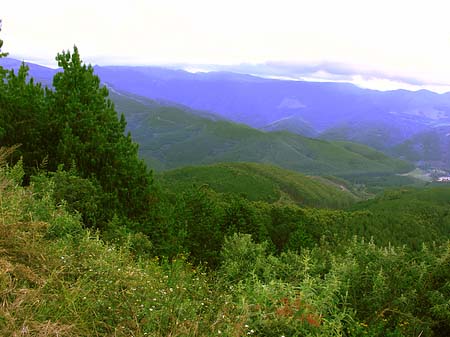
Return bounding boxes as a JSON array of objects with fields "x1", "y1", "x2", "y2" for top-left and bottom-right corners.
[{"x1": 21, "y1": 325, "x2": 29, "y2": 334}]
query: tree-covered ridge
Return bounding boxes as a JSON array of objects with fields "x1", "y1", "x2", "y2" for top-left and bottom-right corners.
[
  {"x1": 158, "y1": 162, "x2": 359, "y2": 208},
  {"x1": 110, "y1": 90, "x2": 414, "y2": 176}
]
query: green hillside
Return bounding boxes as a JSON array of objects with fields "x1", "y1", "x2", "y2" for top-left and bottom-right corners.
[
  {"x1": 110, "y1": 91, "x2": 413, "y2": 176},
  {"x1": 343, "y1": 186, "x2": 450, "y2": 248},
  {"x1": 391, "y1": 129, "x2": 450, "y2": 169},
  {"x1": 2, "y1": 154, "x2": 450, "y2": 337},
  {"x1": 158, "y1": 162, "x2": 359, "y2": 208}
]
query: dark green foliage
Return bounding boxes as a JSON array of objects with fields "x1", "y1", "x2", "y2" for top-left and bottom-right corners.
[
  {"x1": 142, "y1": 183, "x2": 450, "y2": 265},
  {"x1": 0, "y1": 64, "x2": 47, "y2": 176},
  {"x1": 348, "y1": 187, "x2": 450, "y2": 249},
  {"x1": 0, "y1": 46, "x2": 154, "y2": 226},
  {"x1": 31, "y1": 167, "x2": 105, "y2": 228},
  {"x1": 46, "y1": 47, "x2": 153, "y2": 220},
  {"x1": 173, "y1": 187, "x2": 224, "y2": 266},
  {"x1": 222, "y1": 196, "x2": 270, "y2": 243},
  {"x1": 267, "y1": 204, "x2": 304, "y2": 252}
]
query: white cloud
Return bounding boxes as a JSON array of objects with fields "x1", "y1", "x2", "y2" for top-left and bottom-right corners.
[{"x1": 2, "y1": 0, "x2": 450, "y2": 89}]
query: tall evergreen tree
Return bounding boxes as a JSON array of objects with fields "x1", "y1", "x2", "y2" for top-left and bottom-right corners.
[
  {"x1": 0, "y1": 65, "x2": 47, "y2": 169},
  {"x1": 47, "y1": 46, "x2": 153, "y2": 221},
  {"x1": 0, "y1": 22, "x2": 47, "y2": 172}
]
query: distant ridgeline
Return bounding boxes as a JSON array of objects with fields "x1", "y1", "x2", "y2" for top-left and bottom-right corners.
[
  {"x1": 3, "y1": 57, "x2": 444, "y2": 174},
  {"x1": 92, "y1": 63, "x2": 450, "y2": 171},
  {"x1": 109, "y1": 90, "x2": 413, "y2": 177}
]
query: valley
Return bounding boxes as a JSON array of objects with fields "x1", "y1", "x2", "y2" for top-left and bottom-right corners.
[{"x1": 91, "y1": 63, "x2": 450, "y2": 170}]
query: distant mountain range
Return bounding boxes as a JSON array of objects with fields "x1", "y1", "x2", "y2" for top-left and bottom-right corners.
[
  {"x1": 0, "y1": 58, "x2": 57, "y2": 86},
  {"x1": 1, "y1": 57, "x2": 448, "y2": 170},
  {"x1": 91, "y1": 65, "x2": 450, "y2": 132},
  {"x1": 92, "y1": 65, "x2": 450, "y2": 169},
  {"x1": 90, "y1": 64, "x2": 450, "y2": 168}
]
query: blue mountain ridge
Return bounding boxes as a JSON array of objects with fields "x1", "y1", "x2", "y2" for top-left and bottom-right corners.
[{"x1": 2, "y1": 57, "x2": 449, "y2": 169}]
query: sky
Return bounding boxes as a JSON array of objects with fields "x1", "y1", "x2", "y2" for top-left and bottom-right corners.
[{"x1": 2, "y1": 0, "x2": 450, "y2": 92}]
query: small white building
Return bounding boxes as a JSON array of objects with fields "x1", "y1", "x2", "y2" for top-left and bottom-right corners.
[{"x1": 437, "y1": 176, "x2": 450, "y2": 182}]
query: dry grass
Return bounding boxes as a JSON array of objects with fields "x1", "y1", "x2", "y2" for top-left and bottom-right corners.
[
  {"x1": 0, "y1": 147, "x2": 76, "y2": 336},
  {"x1": 0, "y1": 145, "x2": 20, "y2": 168}
]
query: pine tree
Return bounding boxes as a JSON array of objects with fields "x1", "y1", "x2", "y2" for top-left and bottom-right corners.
[
  {"x1": 0, "y1": 22, "x2": 47, "y2": 172},
  {"x1": 47, "y1": 46, "x2": 153, "y2": 221},
  {"x1": 0, "y1": 65, "x2": 47, "y2": 170}
]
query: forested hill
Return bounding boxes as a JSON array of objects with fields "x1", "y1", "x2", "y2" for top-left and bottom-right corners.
[
  {"x1": 158, "y1": 162, "x2": 359, "y2": 208},
  {"x1": 110, "y1": 90, "x2": 414, "y2": 176}
]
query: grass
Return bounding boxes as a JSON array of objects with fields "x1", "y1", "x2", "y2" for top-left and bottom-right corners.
[
  {"x1": 0, "y1": 157, "x2": 338, "y2": 336},
  {"x1": 1, "y1": 150, "x2": 449, "y2": 336},
  {"x1": 0, "y1": 158, "x2": 220, "y2": 336}
]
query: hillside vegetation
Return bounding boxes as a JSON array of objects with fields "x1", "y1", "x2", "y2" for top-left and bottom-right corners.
[
  {"x1": 111, "y1": 91, "x2": 413, "y2": 177},
  {"x1": 1, "y1": 156, "x2": 450, "y2": 336},
  {"x1": 158, "y1": 162, "x2": 359, "y2": 208}
]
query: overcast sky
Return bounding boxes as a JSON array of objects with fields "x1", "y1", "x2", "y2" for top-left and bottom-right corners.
[{"x1": 3, "y1": 0, "x2": 450, "y2": 92}]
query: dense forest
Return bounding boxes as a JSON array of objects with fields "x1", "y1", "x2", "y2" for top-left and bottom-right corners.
[{"x1": 0, "y1": 29, "x2": 449, "y2": 337}]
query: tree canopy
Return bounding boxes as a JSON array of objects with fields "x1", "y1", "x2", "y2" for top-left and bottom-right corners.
[{"x1": 0, "y1": 46, "x2": 153, "y2": 223}]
